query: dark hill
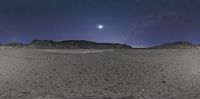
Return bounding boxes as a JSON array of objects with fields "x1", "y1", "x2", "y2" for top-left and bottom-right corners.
[
  {"x1": 151, "y1": 41, "x2": 197, "y2": 49},
  {"x1": 0, "y1": 42, "x2": 27, "y2": 49},
  {"x1": 29, "y1": 40, "x2": 132, "y2": 49}
]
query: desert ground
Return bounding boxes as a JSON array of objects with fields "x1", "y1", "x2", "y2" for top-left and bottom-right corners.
[{"x1": 0, "y1": 49, "x2": 200, "y2": 99}]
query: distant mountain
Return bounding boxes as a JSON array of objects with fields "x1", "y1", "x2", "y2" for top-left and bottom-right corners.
[
  {"x1": 4, "y1": 42, "x2": 27, "y2": 47},
  {"x1": 2, "y1": 40, "x2": 198, "y2": 49},
  {"x1": 0, "y1": 40, "x2": 132, "y2": 49},
  {"x1": 29, "y1": 40, "x2": 132, "y2": 49},
  {"x1": 151, "y1": 41, "x2": 197, "y2": 49},
  {"x1": 0, "y1": 42, "x2": 27, "y2": 49}
]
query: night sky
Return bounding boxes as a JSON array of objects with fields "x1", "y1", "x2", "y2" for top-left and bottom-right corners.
[{"x1": 0, "y1": 0, "x2": 200, "y2": 47}]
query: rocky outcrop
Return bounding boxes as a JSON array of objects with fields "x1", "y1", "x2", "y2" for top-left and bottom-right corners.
[{"x1": 29, "y1": 40, "x2": 57, "y2": 49}]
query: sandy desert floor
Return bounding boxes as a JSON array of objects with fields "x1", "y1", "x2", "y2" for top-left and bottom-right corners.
[{"x1": 0, "y1": 49, "x2": 200, "y2": 99}]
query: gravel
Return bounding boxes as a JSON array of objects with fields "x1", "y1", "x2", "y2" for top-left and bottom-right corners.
[{"x1": 0, "y1": 49, "x2": 199, "y2": 99}]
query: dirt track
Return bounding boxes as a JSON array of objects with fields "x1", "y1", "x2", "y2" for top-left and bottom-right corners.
[{"x1": 0, "y1": 49, "x2": 200, "y2": 99}]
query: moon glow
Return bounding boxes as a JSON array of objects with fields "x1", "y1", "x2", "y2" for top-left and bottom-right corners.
[{"x1": 98, "y1": 25, "x2": 104, "y2": 29}]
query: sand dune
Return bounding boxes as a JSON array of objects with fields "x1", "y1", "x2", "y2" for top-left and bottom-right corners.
[{"x1": 0, "y1": 49, "x2": 200, "y2": 99}]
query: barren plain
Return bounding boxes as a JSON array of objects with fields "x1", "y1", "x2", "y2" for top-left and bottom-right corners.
[{"x1": 0, "y1": 49, "x2": 200, "y2": 99}]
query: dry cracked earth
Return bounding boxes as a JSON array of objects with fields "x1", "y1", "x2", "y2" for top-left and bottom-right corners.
[{"x1": 0, "y1": 49, "x2": 200, "y2": 99}]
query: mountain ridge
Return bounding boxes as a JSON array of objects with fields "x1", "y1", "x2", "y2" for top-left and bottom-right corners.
[
  {"x1": 151, "y1": 41, "x2": 198, "y2": 49},
  {"x1": 0, "y1": 40, "x2": 199, "y2": 49},
  {"x1": 0, "y1": 40, "x2": 132, "y2": 49}
]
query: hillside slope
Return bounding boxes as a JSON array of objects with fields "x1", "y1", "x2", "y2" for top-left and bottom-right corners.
[{"x1": 151, "y1": 41, "x2": 198, "y2": 49}]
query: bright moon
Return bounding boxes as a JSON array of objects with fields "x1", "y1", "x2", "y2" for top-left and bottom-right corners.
[{"x1": 98, "y1": 25, "x2": 104, "y2": 29}]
